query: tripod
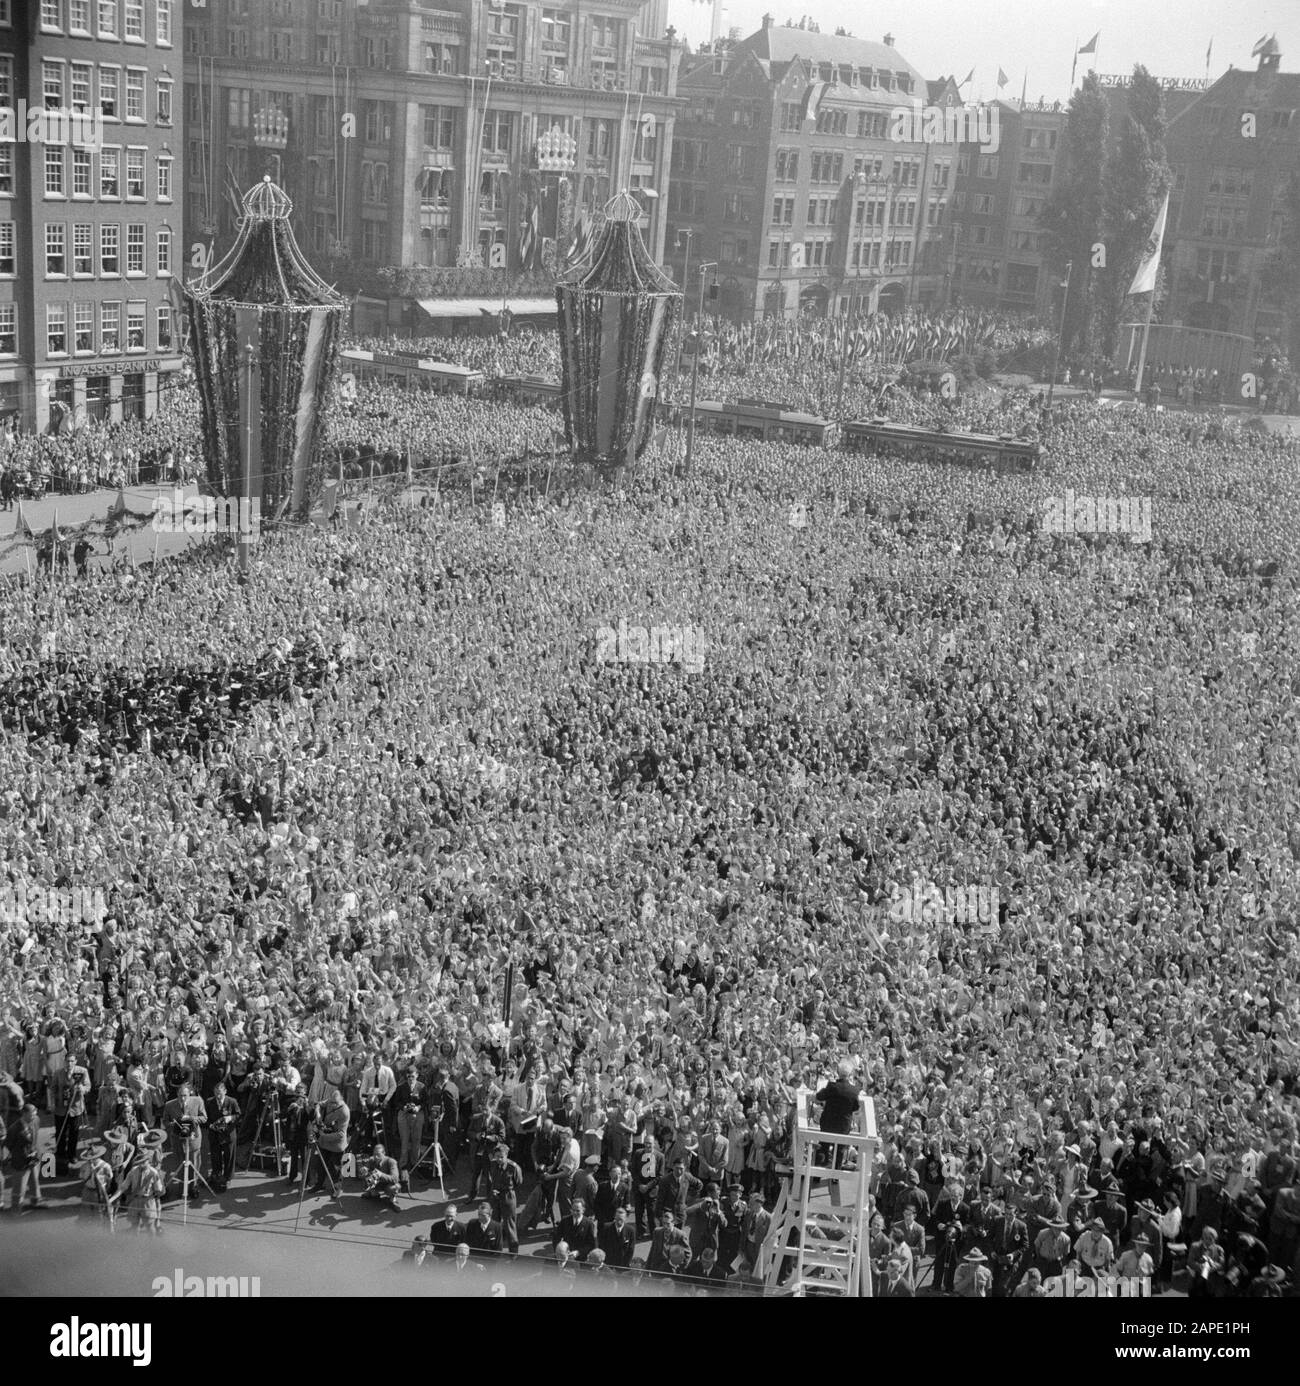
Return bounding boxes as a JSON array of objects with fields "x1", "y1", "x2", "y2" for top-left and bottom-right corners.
[
  {"x1": 245, "y1": 1090, "x2": 284, "y2": 1174},
  {"x1": 170, "y1": 1138, "x2": 215, "y2": 1226},
  {"x1": 294, "y1": 1135, "x2": 342, "y2": 1232},
  {"x1": 411, "y1": 1113, "x2": 448, "y2": 1200}
]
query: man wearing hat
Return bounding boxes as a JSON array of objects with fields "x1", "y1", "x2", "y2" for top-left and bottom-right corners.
[
  {"x1": 127, "y1": 1136, "x2": 167, "y2": 1234},
  {"x1": 1097, "y1": 1178, "x2": 1128, "y2": 1245},
  {"x1": 49, "y1": 1059, "x2": 89, "y2": 1176},
  {"x1": 76, "y1": 1142, "x2": 114, "y2": 1219},
  {"x1": 1116, "y1": 1232, "x2": 1155, "y2": 1282},
  {"x1": 488, "y1": 1141, "x2": 524, "y2": 1254},
  {"x1": 1075, "y1": 1217, "x2": 1116, "y2": 1278},
  {"x1": 1129, "y1": 1198, "x2": 1163, "y2": 1274},
  {"x1": 717, "y1": 1183, "x2": 747, "y2": 1272},
  {"x1": 1032, "y1": 1217, "x2": 1071, "y2": 1281},
  {"x1": 953, "y1": 1247, "x2": 993, "y2": 1297}
]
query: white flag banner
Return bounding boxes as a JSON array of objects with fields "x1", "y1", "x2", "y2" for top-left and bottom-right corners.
[{"x1": 1128, "y1": 191, "x2": 1169, "y2": 296}]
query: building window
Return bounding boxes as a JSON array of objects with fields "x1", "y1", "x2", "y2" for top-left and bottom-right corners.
[
  {"x1": 98, "y1": 0, "x2": 118, "y2": 39},
  {"x1": 0, "y1": 0, "x2": 14, "y2": 26},
  {"x1": 775, "y1": 149, "x2": 798, "y2": 182},
  {"x1": 155, "y1": 77, "x2": 172, "y2": 125},
  {"x1": 362, "y1": 101, "x2": 392, "y2": 144},
  {"x1": 423, "y1": 106, "x2": 455, "y2": 149},
  {"x1": 126, "y1": 148, "x2": 146, "y2": 198},
  {"x1": 156, "y1": 225, "x2": 170, "y2": 272},
  {"x1": 155, "y1": 0, "x2": 171, "y2": 45},
  {"x1": 540, "y1": 8, "x2": 571, "y2": 44},
  {"x1": 70, "y1": 63, "x2": 92, "y2": 113},
  {"x1": 156, "y1": 154, "x2": 171, "y2": 200},
  {"x1": 73, "y1": 222, "x2": 92, "y2": 274},
  {"x1": 0, "y1": 145, "x2": 10, "y2": 198},
  {"x1": 45, "y1": 147, "x2": 66, "y2": 197},
  {"x1": 126, "y1": 222, "x2": 144, "y2": 273},
  {"x1": 46, "y1": 223, "x2": 67, "y2": 276},
  {"x1": 48, "y1": 304, "x2": 68, "y2": 355},
  {"x1": 72, "y1": 147, "x2": 92, "y2": 196},
  {"x1": 0, "y1": 303, "x2": 16, "y2": 356},
  {"x1": 100, "y1": 147, "x2": 120, "y2": 197},
  {"x1": 361, "y1": 220, "x2": 384, "y2": 261},
  {"x1": 74, "y1": 301, "x2": 94, "y2": 353},
  {"x1": 977, "y1": 155, "x2": 999, "y2": 179},
  {"x1": 100, "y1": 222, "x2": 119, "y2": 274},
  {"x1": 156, "y1": 304, "x2": 172, "y2": 349},
  {"x1": 125, "y1": 69, "x2": 145, "y2": 120},
  {"x1": 70, "y1": 0, "x2": 90, "y2": 32},
  {"x1": 99, "y1": 67, "x2": 120, "y2": 120},
  {"x1": 43, "y1": 61, "x2": 65, "y2": 109},
  {"x1": 42, "y1": 1, "x2": 64, "y2": 30},
  {"x1": 126, "y1": 300, "x2": 145, "y2": 349},
  {"x1": 124, "y1": 0, "x2": 142, "y2": 39},
  {"x1": 0, "y1": 57, "x2": 10, "y2": 111},
  {"x1": 0, "y1": 221, "x2": 13, "y2": 275},
  {"x1": 100, "y1": 301, "x2": 120, "y2": 352}
]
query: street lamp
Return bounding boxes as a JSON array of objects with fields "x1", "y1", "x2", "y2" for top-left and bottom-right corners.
[
  {"x1": 1046, "y1": 259, "x2": 1073, "y2": 409},
  {"x1": 684, "y1": 261, "x2": 718, "y2": 479},
  {"x1": 673, "y1": 228, "x2": 693, "y2": 378}
]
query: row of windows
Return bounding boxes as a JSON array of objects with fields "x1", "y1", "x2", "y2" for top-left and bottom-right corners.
[
  {"x1": 38, "y1": 0, "x2": 171, "y2": 46},
  {"x1": 36, "y1": 301, "x2": 173, "y2": 357},
  {"x1": 0, "y1": 144, "x2": 167, "y2": 201},
  {"x1": 41, "y1": 222, "x2": 172, "y2": 277},
  {"x1": 766, "y1": 237, "x2": 917, "y2": 269},
  {"x1": 27, "y1": 58, "x2": 172, "y2": 125}
]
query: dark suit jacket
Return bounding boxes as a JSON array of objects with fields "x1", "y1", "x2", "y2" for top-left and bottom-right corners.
[
  {"x1": 599, "y1": 1219, "x2": 637, "y2": 1268},
  {"x1": 553, "y1": 1213, "x2": 599, "y2": 1260},
  {"x1": 465, "y1": 1217, "x2": 503, "y2": 1254},
  {"x1": 990, "y1": 1216, "x2": 1029, "y2": 1260},
  {"x1": 428, "y1": 1217, "x2": 466, "y2": 1252},
  {"x1": 815, "y1": 1078, "x2": 861, "y2": 1134}
]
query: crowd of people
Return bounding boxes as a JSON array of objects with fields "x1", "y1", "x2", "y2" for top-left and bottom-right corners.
[{"x1": 1, "y1": 311, "x2": 1298, "y2": 1297}]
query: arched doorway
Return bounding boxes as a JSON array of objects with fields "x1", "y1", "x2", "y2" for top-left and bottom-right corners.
[
  {"x1": 877, "y1": 281, "x2": 907, "y2": 315},
  {"x1": 763, "y1": 283, "x2": 785, "y2": 318}
]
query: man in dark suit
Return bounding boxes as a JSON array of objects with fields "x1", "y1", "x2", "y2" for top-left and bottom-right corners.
[
  {"x1": 647, "y1": 1209, "x2": 691, "y2": 1273},
  {"x1": 428, "y1": 1201, "x2": 466, "y2": 1254},
  {"x1": 989, "y1": 1196, "x2": 1030, "y2": 1296},
  {"x1": 686, "y1": 1247, "x2": 730, "y2": 1286},
  {"x1": 465, "y1": 1201, "x2": 503, "y2": 1256},
  {"x1": 718, "y1": 1184, "x2": 747, "y2": 1271},
  {"x1": 552, "y1": 1197, "x2": 599, "y2": 1262},
  {"x1": 205, "y1": 1080, "x2": 240, "y2": 1192},
  {"x1": 656, "y1": 1155, "x2": 703, "y2": 1225},
  {"x1": 390, "y1": 1066, "x2": 428, "y2": 1188},
  {"x1": 599, "y1": 1205, "x2": 637, "y2": 1268},
  {"x1": 881, "y1": 1254, "x2": 915, "y2": 1296}
]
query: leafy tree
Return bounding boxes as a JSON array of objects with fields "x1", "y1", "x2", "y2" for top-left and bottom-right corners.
[
  {"x1": 1098, "y1": 66, "x2": 1170, "y2": 356},
  {"x1": 1039, "y1": 74, "x2": 1108, "y2": 359}
]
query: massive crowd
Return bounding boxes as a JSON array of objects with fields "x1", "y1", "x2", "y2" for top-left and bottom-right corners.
[{"x1": 1, "y1": 318, "x2": 1298, "y2": 1297}]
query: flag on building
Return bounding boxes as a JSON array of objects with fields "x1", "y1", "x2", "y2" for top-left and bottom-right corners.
[
  {"x1": 960, "y1": 68, "x2": 975, "y2": 86},
  {"x1": 997, "y1": 68, "x2": 1009, "y2": 88},
  {"x1": 1128, "y1": 190, "x2": 1170, "y2": 295},
  {"x1": 15, "y1": 501, "x2": 32, "y2": 540},
  {"x1": 1250, "y1": 34, "x2": 1270, "y2": 57},
  {"x1": 801, "y1": 80, "x2": 827, "y2": 127},
  {"x1": 1078, "y1": 33, "x2": 1099, "y2": 54}
]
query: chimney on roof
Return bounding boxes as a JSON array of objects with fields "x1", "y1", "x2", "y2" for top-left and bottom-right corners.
[
  {"x1": 762, "y1": 13, "x2": 774, "y2": 29},
  {"x1": 883, "y1": 33, "x2": 895, "y2": 47}
]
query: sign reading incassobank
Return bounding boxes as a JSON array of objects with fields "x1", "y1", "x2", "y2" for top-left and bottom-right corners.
[{"x1": 0, "y1": 103, "x2": 104, "y2": 150}]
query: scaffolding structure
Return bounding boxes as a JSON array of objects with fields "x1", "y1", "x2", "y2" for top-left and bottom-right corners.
[{"x1": 760, "y1": 1088, "x2": 879, "y2": 1297}]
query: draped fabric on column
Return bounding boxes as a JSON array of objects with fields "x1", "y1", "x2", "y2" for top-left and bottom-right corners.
[
  {"x1": 555, "y1": 191, "x2": 682, "y2": 477},
  {"x1": 184, "y1": 177, "x2": 346, "y2": 523}
]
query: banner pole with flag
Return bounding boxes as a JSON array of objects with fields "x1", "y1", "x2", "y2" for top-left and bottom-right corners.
[{"x1": 1130, "y1": 189, "x2": 1170, "y2": 398}]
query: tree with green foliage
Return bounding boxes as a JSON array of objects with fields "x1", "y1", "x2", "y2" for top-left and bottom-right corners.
[
  {"x1": 1098, "y1": 66, "x2": 1170, "y2": 357},
  {"x1": 1039, "y1": 74, "x2": 1108, "y2": 359}
]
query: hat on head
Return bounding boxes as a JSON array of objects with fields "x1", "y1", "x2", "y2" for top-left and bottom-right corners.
[
  {"x1": 962, "y1": 1248, "x2": 989, "y2": 1263},
  {"x1": 76, "y1": 1141, "x2": 108, "y2": 1165},
  {"x1": 103, "y1": 1126, "x2": 130, "y2": 1146},
  {"x1": 584, "y1": 1154, "x2": 601, "y2": 1166},
  {"x1": 140, "y1": 1129, "x2": 166, "y2": 1150}
]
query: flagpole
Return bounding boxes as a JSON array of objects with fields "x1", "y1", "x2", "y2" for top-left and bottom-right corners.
[
  {"x1": 1133, "y1": 290, "x2": 1157, "y2": 400},
  {"x1": 1070, "y1": 39, "x2": 1078, "y2": 92}
]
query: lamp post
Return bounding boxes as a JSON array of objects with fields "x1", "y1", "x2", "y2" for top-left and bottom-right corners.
[
  {"x1": 684, "y1": 260, "x2": 717, "y2": 479},
  {"x1": 1046, "y1": 259, "x2": 1072, "y2": 410},
  {"x1": 673, "y1": 227, "x2": 693, "y2": 379}
]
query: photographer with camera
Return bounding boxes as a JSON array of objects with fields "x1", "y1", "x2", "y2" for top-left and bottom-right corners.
[
  {"x1": 361, "y1": 1142, "x2": 400, "y2": 1208},
  {"x1": 306, "y1": 1089, "x2": 350, "y2": 1194},
  {"x1": 237, "y1": 1061, "x2": 272, "y2": 1144},
  {"x1": 284, "y1": 1083, "x2": 312, "y2": 1184},
  {"x1": 206, "y1": 1079, "x2": 239, "y2": 1192},
  {"x1": 390, "y1": 1064, "x2": 427, "y2": 1190},
  {"x1": 162, "y1": 1080, "x2": 206, "y2": 1195}
]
